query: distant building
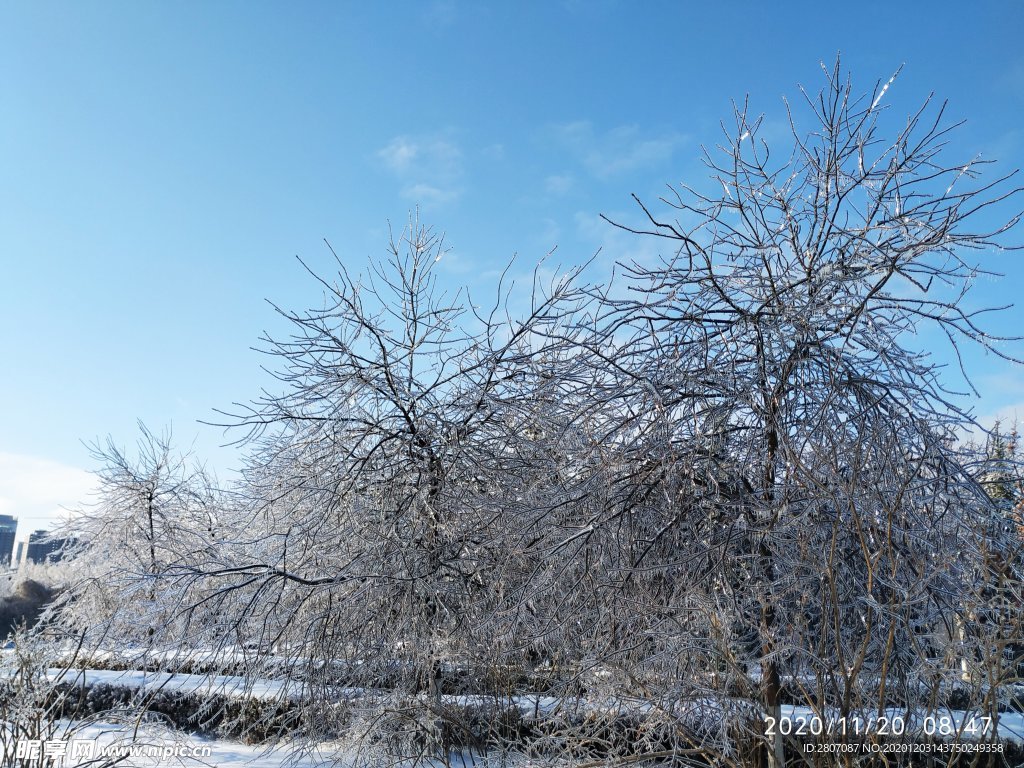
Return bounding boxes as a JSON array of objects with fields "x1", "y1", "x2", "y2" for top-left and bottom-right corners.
[
  {"x1": 24, "y1": 530, "x2": 72, "y2": 565},
  {"x1": 0, "y1": 515, "x2": 17, "y2": 567},
  {"x1": 12, "y1": 541, "x2": 25, "y2": 568}
]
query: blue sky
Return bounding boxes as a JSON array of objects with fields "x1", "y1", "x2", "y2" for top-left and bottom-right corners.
[{"x1": 2, "y1": 1, "x2": 1023, "y2": 537}]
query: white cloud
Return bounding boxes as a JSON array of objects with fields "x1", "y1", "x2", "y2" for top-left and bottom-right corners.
[
  {"x1": 573, "y1": 209, "x2": 666, "y2": 284},
  {"x1": 377, "y1": 138, "x2": 420, "y2": 172},
  {"x1": 544, "y1": 174, "x2": 574, "y2": 196},
  {"x1": 377, "y1": 135, "x2": 463, "y2": 206},
  {"x1": 958, "y1": 399, "x2": 1024, "y2": 448},
  {"x1": 538, "y1": 217, "x2": 561, "y2": 246},
  {"x1": 0, "y1": 453, "x2": 97, "y2": 538},
  {"x1": 975, "y1": 400, "x2": 1024, "y2": 432},
  {"x1": 552, "y1": 121, "x2": 687, "y2": 179},
  {"x1": 404, "y1": 182, "x2": 459, "y2": 206},
  {"x1": 481, "y1": 143, "x2": 505, "y2": 160}
]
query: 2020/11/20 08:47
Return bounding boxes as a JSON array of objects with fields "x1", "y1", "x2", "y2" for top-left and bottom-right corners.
[{"x1": 764, "y1": 714, "x2": 994, "y2": 738}]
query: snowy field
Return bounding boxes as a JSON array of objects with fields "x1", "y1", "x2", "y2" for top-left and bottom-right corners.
[
  {"x1": 15, "y1": 666, "x2": 1021, "y2": 768},
  {"x1": 52, "y1": 667, "x2": 1024, "y2": 742},
  {"x1": 51, "y1": 666, "x2": 297, "y2": 701},
  {"x1": 31, "y1": 720, "x2": 490, "y2": 768},
  {"x1": 36, "y1": 709, "x2": 1024, "y2": 768}
]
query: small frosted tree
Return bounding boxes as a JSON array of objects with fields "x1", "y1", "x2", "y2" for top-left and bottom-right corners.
[{"x1": 56, "y1": 424, "x2": 223, "y2": 658}]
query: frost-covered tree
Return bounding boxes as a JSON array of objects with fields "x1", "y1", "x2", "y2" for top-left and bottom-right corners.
[
  {"x1": 185, "y1": 219, "x2": 590, "y2": 756},
  {"x1": 535, "y1": 59, "x2": 1024, "y2": 767},
  {"x1": 979, "y1": 421, "x2": 1022, "y2": 511},
  {"x1": 42, "y1": 62, "x2": 1024, "y2": 768},
  {"x1": 56, "y1": 424, "x2": 224, "y2": 658}
]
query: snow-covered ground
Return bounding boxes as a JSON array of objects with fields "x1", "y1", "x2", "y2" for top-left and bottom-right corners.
[
  {"x1": 60, "y1": 722, "x2": 325, "y2": 768},
  {"x1": 47, "y1": 666, "x2": 566, "y2": 715},
  {"x1": 51, "y1": 666, "x2": 297, "y2": 701},
  {"x1": 57, "y1": 667, "x2": 1024, "y2": 742},
  {"x1": 27, "y1": 721, "x2": 487, "y2": 768},
  {"x1": 9, "y1": 664, "x2": 1023, "y2": 766},
  {"x1": 36, "y1": 709, "x2": 1024, "y2": 768}
]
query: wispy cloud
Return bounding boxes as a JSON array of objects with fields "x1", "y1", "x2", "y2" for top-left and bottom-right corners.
[
  {"x1": 481, "y1": 143, "x2": 505, "y2": 160},
  {"x1": 544, "y1": 173, "x2": 574, "y2": 196},
  {"x1": 403, "y1": 182, "x2": 460, "y2": 206},
  {"x1": 574, "y1": 209, "x2": 667, "y2": 277},
  {"x1": 552, "y1": 121, "x2": 687, "y2": 179},
  {"x1": 377, "y1": 135, "x2": 463, "y2": 206},
  {"x1": 959, "y1": 399, "x2": 1024, "y2": 446},
  {"x1": 980, "y1": 401, "x2": 1024, "y2": 429},
  {"x1": 377, "y1": 138, "x2": 420, "y2": 173},
  {"x1": 538, "y1": 217, "x2": 561, "y2": 246},
  {"x1": 0, "y1": 453, "x2": 97, "y2": 536}
]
